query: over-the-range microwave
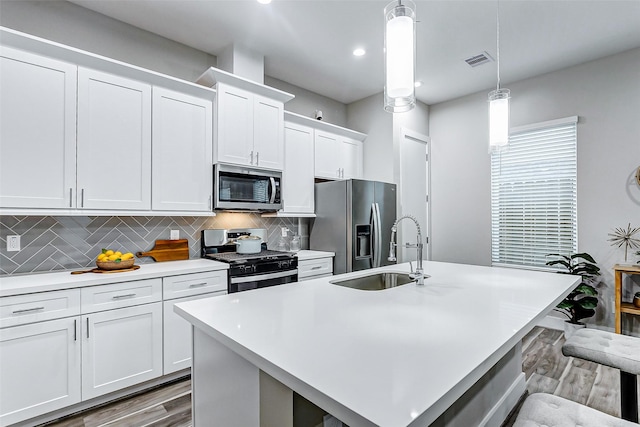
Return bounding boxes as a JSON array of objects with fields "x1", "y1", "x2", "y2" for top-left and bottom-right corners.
[{"x1": 213, "y1": 163, "x2": 282, "y2": 211}]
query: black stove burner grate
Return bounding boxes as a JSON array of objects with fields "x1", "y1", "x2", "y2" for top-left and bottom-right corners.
[{"x1": 205, "y1": 250, "x2": 294, "y2": 263}]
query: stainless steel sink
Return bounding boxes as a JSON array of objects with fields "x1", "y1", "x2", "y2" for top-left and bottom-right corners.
[{"x1": 329, "y1": 271, "x2": 419, "y2": 291}]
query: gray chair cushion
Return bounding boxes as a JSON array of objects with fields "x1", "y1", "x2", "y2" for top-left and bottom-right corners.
[
  {"x1": 562, "y1": 329, "x2": 640, "y2": 375},
  {"x1": 514, "y1": 393, "x2": 637, "y2": 427}
]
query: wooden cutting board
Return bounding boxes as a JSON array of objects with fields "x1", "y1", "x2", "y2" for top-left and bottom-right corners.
[
  {"x1": 136, "y1": 239, "x2": 190, "y2": 262},
  {"x1": 71, "y1": 265, "x2": 140, "y2": 275}
]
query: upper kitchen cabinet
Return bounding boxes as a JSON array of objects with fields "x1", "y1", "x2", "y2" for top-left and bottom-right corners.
[
  {"x1": 282, "y1": 118, "x2": 315, "y2": 214},
  {"x1": 152, "y1": 87, "x2": 213, "y2": 212},
  {"x1": 314, "y1": 126, "x2": 365, "y2": 181},
  {"x1": 77, "y1": 68, "x2": 152, "y2": 210},
  {"x1": 197, "y1": 67, "x2": 294, "y2": 171},
  {"x1": 0, "y1": 46, "x2": 77, "y2": 209}
]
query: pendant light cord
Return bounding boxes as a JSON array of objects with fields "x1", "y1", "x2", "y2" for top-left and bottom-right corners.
[{"x1": 496, "y1": 0, "x2": 501, "y2": 91}]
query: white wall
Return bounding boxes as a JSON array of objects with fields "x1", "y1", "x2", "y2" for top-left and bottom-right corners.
[
  {"x1": 266, "y1": 76, "x2": 347, "y2": 128},
  {"x1": 429, "y1": 47, "x2": 640, "y2": 329},
  {"x1": 0, "y1": 0, "x2": 216, "y2": 82}
]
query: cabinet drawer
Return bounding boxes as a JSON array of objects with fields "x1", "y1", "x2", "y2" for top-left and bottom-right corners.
[
  {"x1": 163, "y1": 270, "x2": 228, "y2": 300},
  {"x1": 298, "y1": 258, "x2": 333, "y2": 279},
  {"x1": 81, "y1": 279, "x2": 162, "y2": 313},
  {"x1": 0, "y1": 289, "x2": 80, "y2": 328}
]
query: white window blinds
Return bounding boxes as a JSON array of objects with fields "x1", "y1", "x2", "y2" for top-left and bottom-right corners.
[{"x1": 491, "y1": 116, "x2": 578, "y2": 268}]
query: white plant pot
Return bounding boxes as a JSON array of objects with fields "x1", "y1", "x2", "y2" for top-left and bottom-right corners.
[{"x1": 563, "y1": 321, "x2": 586, "y2": 340}]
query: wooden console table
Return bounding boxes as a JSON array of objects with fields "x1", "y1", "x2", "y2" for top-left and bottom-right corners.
[{"x1": 614, "y1": 264, "x2": 640, "y2": 334}]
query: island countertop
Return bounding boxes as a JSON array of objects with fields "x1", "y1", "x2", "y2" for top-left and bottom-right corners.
[{"x1": 175, "y1": 261, "x2": 579, "y2": 427}]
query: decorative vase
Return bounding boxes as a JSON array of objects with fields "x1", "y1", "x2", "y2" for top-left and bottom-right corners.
[
  {"x1": 634, "y1": 294, "x2": 640, "y2": 309},
  {"x1": 563, "y1": 321, "x2": 586, "y2": 339}
]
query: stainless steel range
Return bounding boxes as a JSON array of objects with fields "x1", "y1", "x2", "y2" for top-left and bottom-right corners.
[{"x1": 201, "y1": 228, "x2": 298, "y2": 293}]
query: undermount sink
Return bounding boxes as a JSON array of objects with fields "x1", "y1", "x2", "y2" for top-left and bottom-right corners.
[{"x1": 330, "y1": 271, "x2": 420, "y2": 291}]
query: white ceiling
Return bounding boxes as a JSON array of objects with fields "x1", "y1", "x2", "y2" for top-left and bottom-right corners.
[{"x1": 69, "y1": 0, "x2": 640, "y2": 105}]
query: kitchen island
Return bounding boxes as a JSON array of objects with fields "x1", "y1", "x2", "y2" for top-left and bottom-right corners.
[{"x1": 175, "y1": 261, "x2": 580, "y2": 427}]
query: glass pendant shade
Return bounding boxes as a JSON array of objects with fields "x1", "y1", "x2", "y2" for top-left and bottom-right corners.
[
  {"x1": 384, "y1": 0, "x2": 416, "y2": 113},
  {"x1": 488, "y1": 88, "x2": 510, "y2": 153}
]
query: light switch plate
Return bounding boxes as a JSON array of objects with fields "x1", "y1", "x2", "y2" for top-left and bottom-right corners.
[{"x1": 170, "y1": 230, "x2": 179, "y2": 240}]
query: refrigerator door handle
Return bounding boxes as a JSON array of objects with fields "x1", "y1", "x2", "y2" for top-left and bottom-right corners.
[
  {"x1": 370, "y1": 203, "x2": 377, "y2": 268},
  {"x1": 374, "y1": 202, "x2": 383, "y2": 267}
]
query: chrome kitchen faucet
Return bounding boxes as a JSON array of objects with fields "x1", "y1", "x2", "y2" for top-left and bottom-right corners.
[{"x1": 388, "y1": 215, "x2": 425, "y2": 285}]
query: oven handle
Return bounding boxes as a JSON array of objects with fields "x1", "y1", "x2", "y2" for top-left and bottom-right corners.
[
  {"x1": 230, "y1": 269, "x2": 298, "y2": 284},
  {"x1": 269, "y1": 177, "x2": 276, "y2": 204}
]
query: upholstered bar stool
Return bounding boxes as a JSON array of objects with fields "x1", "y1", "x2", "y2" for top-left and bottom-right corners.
[
  {"x1": 513, "y1": 393, "x2": 637, "y2": 427},
  {"x1": 562, "y1": 328, "x2": 640, "y2": 422}
]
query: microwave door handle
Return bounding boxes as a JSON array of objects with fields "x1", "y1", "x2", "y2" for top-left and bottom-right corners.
[{"x1": 269, "y1": 177, "x2": 276, "y2": 204}]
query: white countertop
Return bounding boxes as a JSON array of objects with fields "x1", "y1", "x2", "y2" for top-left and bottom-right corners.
[
  {"x1": 0, "y1": 259, "x2": 228, "y2": 297},
  {"x1": 175, "y1": 261, "x2": 579, "y2": 427},
  {"x1": 295, "y1": 249, "x2": 335, "y2": 261}
]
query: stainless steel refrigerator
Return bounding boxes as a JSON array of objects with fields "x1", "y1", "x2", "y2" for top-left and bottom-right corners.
[{"x1": 310, "y1": 179, "x2": 397, "y2": 274}]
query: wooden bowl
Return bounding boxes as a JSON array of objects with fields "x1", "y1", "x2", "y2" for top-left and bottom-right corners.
[
  {"x1": 634, "y1": 295, "x2": 640, "y2": 309},
  {"x1": 96, "y1": 258, "x2": 135, "y2": 270}
]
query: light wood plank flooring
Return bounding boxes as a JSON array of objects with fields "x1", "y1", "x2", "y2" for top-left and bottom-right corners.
[{"x1": 40, "y1": 327, "x2": 637, "y2": 427}]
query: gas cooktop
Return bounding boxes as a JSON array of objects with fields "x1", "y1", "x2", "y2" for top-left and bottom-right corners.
[{"x1": 205, "y1": 250, "x2": 294, "y2": 263}]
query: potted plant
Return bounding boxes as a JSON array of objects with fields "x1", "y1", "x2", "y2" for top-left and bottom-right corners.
[{"x1": 546, "y1": 252, "x2": 601, "y2": 338}]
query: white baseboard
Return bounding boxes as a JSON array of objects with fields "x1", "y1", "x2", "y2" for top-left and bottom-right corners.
[{"x1": 479, "y1": 373, "x2": 526, "y2": 427}]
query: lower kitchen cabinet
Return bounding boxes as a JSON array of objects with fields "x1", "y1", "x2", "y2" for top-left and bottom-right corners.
[
  {"x1": 163, "y1": 292, "x2": 224, "y2": 374},
  {"x1": 81, "y1": 302, "x2": 163, "y2": 400},
  {"x1": 0, "y1": 317, "x2": 81, "y2": 426},
  {"x1": 298, "y1": 256, "x2": 334, "y2": 282}
]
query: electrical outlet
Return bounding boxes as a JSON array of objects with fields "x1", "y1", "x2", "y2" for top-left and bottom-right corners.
[
  {"x1": 7, "y1": 235, "x2": 20, "y2": 252},
  {"x1": 170, "y1": 230, "x2": 179, "y2": 240}
]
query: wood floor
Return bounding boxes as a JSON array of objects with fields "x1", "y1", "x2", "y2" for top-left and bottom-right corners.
[{"x1": 40, "y1": 327, "x2": 636, "y2": 427}]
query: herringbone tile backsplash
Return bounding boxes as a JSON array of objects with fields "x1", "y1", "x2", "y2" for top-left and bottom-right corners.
[{"x1": 0, "y1": 214, "x2": 302, "y2": 275}]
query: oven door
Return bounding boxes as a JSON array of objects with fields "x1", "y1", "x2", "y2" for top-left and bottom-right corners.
[
  {"x1": 214, "y1": 164, "x2": 282, "y2": 211},
  {"x1": 229, "y1": 270, "x2": 298, "y2": 293}
]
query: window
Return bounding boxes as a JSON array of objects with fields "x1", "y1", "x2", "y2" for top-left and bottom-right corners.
[{"x1": 491, "y1": 116, "x2": 578, "y2": 268}]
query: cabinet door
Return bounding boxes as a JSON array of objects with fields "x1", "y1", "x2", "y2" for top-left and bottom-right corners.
[
  {"x1": 163, "y1": 291, "x2": 225, "y2": 375},
  {"x1": 253, "y1": 95, "x2": 284, "y2": 170},
  {"x1": 77, "y1": 68, "x2": 151, "y2": 210},
  {"x1": 314, "y1": 130, "x2": 340, "y2": 180},
  {"x1": 283, "y1": 122, "x2": 314, "y2": 213},
  {"x1": 0, "y1": 317, "x2": 81, "y2": 426},
  {"x1": 340, "y1": 137, "x2": 363, "y2": 180},
  {"x1": 0, "y1": 47, "x2": 77, "y2": 209},
  {"x1": 81, "y1": 303, "x2": 162, "y2": 400},
  {"x1": 215, "y1": 83, "x2": 253, "y2": 166},
  {"x1": 152, "y1": 87, "x2": 213, "y2": 211}
]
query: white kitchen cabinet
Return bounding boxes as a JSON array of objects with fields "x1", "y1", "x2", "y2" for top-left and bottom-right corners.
[
  {"x1": 314, "y1": 130, "x2": 363, "y2": 180},
  {"x1": 81, "y1": 302, "x2": 163, "y2": 400},
  {"x1": 77, "y1": 67, "x2": 152, "y2": 210},
  {"x1": 152, "y1": 87, "x2": 213, "y2": 211},
  {"x1": 0, "y1": 317, "x2": 81, "y2": 426},
  {"x1": 162, "y1": 271, "x2": 227, "y2": 374},
  {"x1": 0, "y1": 46, "x2": 77, "y2": 209},
  {"x1": 215, "y1": 82, "x2": 284, "y2": 170},
  {"x1": 298, "y1": 256, "x2": 334, "y2": 281},
  {"x1": 282, "y1": 121, "x2": 315, "y2": 214}
]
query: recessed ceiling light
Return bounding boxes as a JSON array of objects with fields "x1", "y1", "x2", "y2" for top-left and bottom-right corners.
[
  {"x1": 257, "y1": 0, "x2": 271, "y2": 4},
  {"x1": 353, "y1": 48, "x2": 366, "y2": 57},
  {"x1": 414, "y1": 81, "x2": 423, "y2": 88}
]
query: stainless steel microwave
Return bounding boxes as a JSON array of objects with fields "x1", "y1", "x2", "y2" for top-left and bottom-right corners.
[{"x1": 213, "y1": 164, "x2": 282, "y2": 211}]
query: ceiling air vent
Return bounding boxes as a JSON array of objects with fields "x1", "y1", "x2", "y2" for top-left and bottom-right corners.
[{"x1": 464, "y1": 51, "x2": 494, "y2": 68}]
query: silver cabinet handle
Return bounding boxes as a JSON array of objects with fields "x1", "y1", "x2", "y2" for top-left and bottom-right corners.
[
  {"x1": 74, "y1": 319, "x2": 77, "y2": 341},
  {"x1": 87, "y1": 317, "x2": 89, "y2": 339},
  {"x1": 69, "y1": 188, "x2": 73, "y2": 207},
  {"x1": 311, "y1": 266, "x2": 322, "y2": 270},
  {"x1": 112, "y1": 293, "x2": 136, "y2": 300},
  {"x1": 250, "y1": 151, "x2": 254, "y2": 164},
  {"x1": 189, "y1": 282, "x2": 207, "y2": 288},
  {"x1": 208, "y1": 195, "x2": 212, "y2": 210},
  {"x1": 337, "y1": 168, "x2": 341, "y2": 178},
  {"x1": 12, "y1": 306, "x2": 45, "y2": 314},
  {"x1": 256, "y1": 152, "x2": 259, "y2": 165},
  {"x1": 81, "y1": 188, "x2": 85, "y2": 207}
]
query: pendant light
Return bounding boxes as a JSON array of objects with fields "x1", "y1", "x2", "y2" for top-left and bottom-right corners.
[
  {"x1": 488, "y1": 1, "x2": 510, "y2": 153},
  {"x1": 384, "y1": 0, "x2": 416, "y2": 113}
]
